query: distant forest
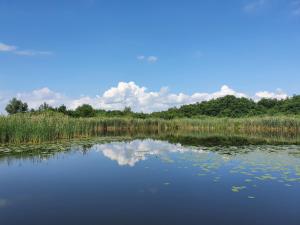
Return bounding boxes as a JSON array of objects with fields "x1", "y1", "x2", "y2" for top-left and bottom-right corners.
[{"x1": 5, "y1": 95, "x2": 300, "y2": 119}]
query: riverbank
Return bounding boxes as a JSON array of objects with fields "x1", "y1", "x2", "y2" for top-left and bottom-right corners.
[{"x1": 0, "y1": 112, "x2": 300, "y2": 144}]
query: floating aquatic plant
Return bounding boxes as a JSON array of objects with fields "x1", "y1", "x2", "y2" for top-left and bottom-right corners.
[{"x1": 232, "y1": 186, "x2": 246, "y2": 193}]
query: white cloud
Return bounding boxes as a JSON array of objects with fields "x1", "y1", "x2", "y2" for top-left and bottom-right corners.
[
  {"x1": 137, "y1": 55, "x2": 158, "y2": 63},
  {"x1": 70, "y1": 96, "x2": 98, "y2": 109},
  {"x1": 255, "y1": 89, "x2": 288, "y2": 100},
  {"x1": 0, "y1": 42, "x2": 17, "y2": 52},
  {"x1": 243, "y1": 0, "x2": 267, "y2": 12},
  {"x1": 16, "y1": 87, "x2": 68, "y2": 109},
  {"x1": 0, "y1": 97, "x2": 6, "y2": 114},
  {"x1": 14, "y1": 50, "x2": 53, "y2": 56},
  {"x1": 0, "y1": 42, "x2": 52, "y2": 56},
  {"x1": 147, "y1": 56, "x2": 158, "y2": 63},
  {"x1": 0, "y1": 91, "x2": 14, "y2": 114},
  {"x1": 0, "y1": 82, "x2": 290, "y2": 113},
  {"x1": 95, "y1": 139, "x2": 204, "y2": 166}
]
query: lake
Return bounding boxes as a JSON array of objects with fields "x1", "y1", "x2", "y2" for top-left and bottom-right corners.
[{"x1": 0, "y1": 137, "x2": 300, "y2": 225}]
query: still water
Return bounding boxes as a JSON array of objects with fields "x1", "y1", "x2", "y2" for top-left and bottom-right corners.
[{"x1": 0, "y1": 138, "x2": 300, "y2": 225}]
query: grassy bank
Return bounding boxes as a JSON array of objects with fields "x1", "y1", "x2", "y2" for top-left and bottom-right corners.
[{"x1": 0, "y1": 112, "x2": 300, "y2": 144}]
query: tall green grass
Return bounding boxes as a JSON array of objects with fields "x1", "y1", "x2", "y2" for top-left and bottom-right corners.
[{"x1": 0, "y1": 112, "x2": 299, "y2": 144}]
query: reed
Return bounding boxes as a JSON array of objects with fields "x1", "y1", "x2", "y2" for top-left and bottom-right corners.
[{"x1": 0, "y1": 112, "x2": 300, "y2": 144}]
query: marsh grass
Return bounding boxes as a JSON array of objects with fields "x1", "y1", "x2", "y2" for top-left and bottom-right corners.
[{"x1": 0, "y1": 112, "x2": 300, "y2": 144}]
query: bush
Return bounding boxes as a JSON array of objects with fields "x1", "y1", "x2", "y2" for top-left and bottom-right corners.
[
  {"x1": 5, "y1": 98, "x2": 28, "y2": 115},
  {"x1": 75, "y1": 104, "x2": 96, "y2": 117}
]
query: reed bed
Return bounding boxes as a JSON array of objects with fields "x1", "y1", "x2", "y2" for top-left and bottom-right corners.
[{"x1": 0, "y1": 112, "x2": 300, "y2": 144}]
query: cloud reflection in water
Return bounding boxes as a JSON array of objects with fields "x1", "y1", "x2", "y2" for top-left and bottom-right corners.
[{"x1": 94, "y1": 139, "x2": 205, "y2": 166}]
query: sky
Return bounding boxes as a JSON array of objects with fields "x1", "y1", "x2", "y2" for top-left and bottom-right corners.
[{"x1": 0, "y1": 0, "x2": 300, "y2": 112}]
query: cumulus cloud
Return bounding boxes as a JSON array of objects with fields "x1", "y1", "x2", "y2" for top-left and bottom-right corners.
[
  {"x1": 0, "y1": 42, "x2": 52, "y2": 56},
  {"x1": 94, "y1": 139, "x2": 204, "y2": 166},
  {"x1": 0, "y1": 82, "x2": 290, "y2": 113},
  {"x1": 85, "y1": 82, "x2": 246, "y2": 112},
  {"x1": 16, "y1": 87, "x2": 68, "y2": 109},
  {"x1": 137, "y1": 55, "x2": 158, "y2": 63},
  {"x1": 255, "y1": 89, "x2": 288, "y2": 100}
]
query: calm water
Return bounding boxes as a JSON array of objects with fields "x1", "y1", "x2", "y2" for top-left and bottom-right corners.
[{"x1": 0, "y1": 138, "x2": 300, "y2": 225}]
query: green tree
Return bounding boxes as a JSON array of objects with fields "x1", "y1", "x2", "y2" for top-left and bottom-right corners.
[
  {"x1": 124, "y1": 106, "x2": 132, "y2": 113},
  {"x1": 258, "y1": 98, "x2": 280, "y2": 109},
  {"x1": 75, "y1": 104, "x2": 95, "y2": 117},
  {"x1": 38, "y1": 102, "x2": 53, "y2": 111},
  {"x1": 5, "y1": 98, "x2": 28, "y2": 115},
  {"x1": 279, "y1": 95, "x2": 300, "y2": 114},
  {"x1": 57, "y1": 105, "x2": 67, "y2": 114}
]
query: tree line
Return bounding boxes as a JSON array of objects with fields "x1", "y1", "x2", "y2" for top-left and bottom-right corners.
[{"x1": 4, "y1": 95, "x2": 300, "y2": 118}]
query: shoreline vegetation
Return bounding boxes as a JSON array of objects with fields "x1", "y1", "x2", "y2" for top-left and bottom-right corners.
[
  {"x1": 1, "y1": 112, "x2": 300, "y2": 144},
  {"x1": 1, "y1": 95, "x2": 300, "y2": 144}
]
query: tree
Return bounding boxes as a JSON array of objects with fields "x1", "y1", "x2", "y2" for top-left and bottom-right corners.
[
  {"x1": 75, "y1": 104, "x2": 95, "y2": 117},
  {"x1": 258, "y1": 98, "x2": 280, "y2": 109},
  {"x1": 57, "y1": 105, "x2": 67, "y2": 114},
  {"x1": 123, "y1": 106, "x2": 133, "y2": 116},
  {"x1": 5, "y1": 98, "x2": 28, "y2": 115},
  {"x1": 38, "y1": 102, "x2": 53, "y2": 111},
  {"x1": 279, "y1": 95, "x2": 300, "y2": 114}
]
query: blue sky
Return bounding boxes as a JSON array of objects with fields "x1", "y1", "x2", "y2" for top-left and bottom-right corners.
[{"x1": 0, "y1": 0, "x2": 300, "y2": 112}]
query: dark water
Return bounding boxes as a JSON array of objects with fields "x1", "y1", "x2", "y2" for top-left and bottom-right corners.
[{"x1": 0, "y1": 138, "x2": 300, "y2": 225}]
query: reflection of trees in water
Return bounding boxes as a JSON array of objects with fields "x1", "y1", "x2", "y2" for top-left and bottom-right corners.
[
  {"x1": 1, "y1": 139, "x2": 300, "y2": 191},
  {"x1": 1, "y1": 139, "x2": 299, "y2": 198},
  {"x1": 1, "y1": 135, "x2": 300, "y2": 171}
]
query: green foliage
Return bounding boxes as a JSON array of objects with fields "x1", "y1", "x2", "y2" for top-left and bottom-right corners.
[
  {"x1": 4, "y1": 95, "x2": 300, "y2": 119},
  {"x1": 278, "y1": 95, "x2": 300, "y2": 114},
  {"x1": 185, "y1": 96, "x2": 258, "y2": 117},
  {"x1": 123, "y1": 106, "x2": 132, "y2": 114},
  {"x1": 38, "y1": 102, "x2": 53, "y2": 112},
  {"x1": 2, "y1": 95, "x2": 300, "y2": 144},
  {"x1": 257, "y1": 98, "x2": 282, "y2": 109},
  {"x1": 75, "y1": 104, "x2": 96, "y2": 117},
  {"x1": 57, "y1": 105, "x2": 67, "y2": 114},
  {"x1": 0, "y1": 112, "x2": 300, "y2": 144},
  {"x1": 152, "y1": 95, "x2": 300, "y2": 118},
  {"x1": 5, "y1": 98, "x2": 28, "y2": 115}
]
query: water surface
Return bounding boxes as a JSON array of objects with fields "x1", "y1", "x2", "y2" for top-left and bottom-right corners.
[{"x1": 0, "y1": 138, "x2": 300, "y2": 225}]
